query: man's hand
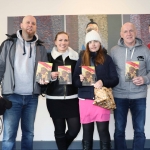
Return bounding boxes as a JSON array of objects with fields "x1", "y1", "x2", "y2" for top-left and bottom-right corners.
[{"x1": 132, "y1": 76, "x2": 144, "y2": 85}]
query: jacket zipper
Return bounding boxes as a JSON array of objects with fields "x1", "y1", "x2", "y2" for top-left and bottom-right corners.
[
  {"x1": 32, "y1": 44, "x2": 38, "y2": 95},
  {"x1": 63, "y1": 60, "x2": 66, "y2": 99},
  {"x1": 9, "y1": 40, "x2": 16, "y2": 91}
]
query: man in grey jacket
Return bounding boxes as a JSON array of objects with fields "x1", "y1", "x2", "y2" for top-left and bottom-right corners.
[
  {"x1": 110, "y1": 22, "x2": 150, "y2": 150},
  {"x1": 0, "y1": 15, "x2": 48, "y2": 150}
]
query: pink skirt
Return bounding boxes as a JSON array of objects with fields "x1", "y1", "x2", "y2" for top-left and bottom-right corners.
[{"x1": 79, "y1": 99, "x2": 110, "y2": 124}]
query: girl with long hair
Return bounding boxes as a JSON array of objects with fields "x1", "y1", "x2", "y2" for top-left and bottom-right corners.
[{"x1": 73, "y1": 30, "x2": 119, "y2": 150}]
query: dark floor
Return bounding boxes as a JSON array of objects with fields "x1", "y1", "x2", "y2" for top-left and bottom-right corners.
[{"x1": 31, "y1": 149, "x2": 150, "y2": 150}]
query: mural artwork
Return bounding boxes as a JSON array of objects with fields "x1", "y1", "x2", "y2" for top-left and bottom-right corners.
[{"x1": 7, "y1": 14, "x2": 150, "y2": 53}]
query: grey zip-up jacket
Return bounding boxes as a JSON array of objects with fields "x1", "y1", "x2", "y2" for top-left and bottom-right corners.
[
  {"x1": 0, "y1": 33, "x2": 48, "y2": 94},
  {"x1": 110, "y1": 38, "x2": 150, "y2": 99}
]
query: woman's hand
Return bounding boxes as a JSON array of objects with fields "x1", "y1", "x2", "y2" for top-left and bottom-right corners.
[
  {"x1": 51, "y1": 72, "x2": 59, "y2": 80},
  {"x1": 79, "y1": 74, "x2": 84, "y2": 82},
  {"x1": 94, "y1": 80, "x2": 103, "y2": 88},
  {"x1": 39, "y1": 79, "x2": 49, "y2": 85}
]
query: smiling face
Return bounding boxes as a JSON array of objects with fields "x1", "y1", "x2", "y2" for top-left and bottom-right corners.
[
  {"x1": 120, "y1": 22, "x2": 137, "y2": 47},
  {"x1": 88, "y1": 40, "x2": 101, "y2": 52},
  {"x1": 20, "y1": 15, "x2": 36, "y2": 38},
  {"x1": 55, "y1": 33, "x2": 69, "y2": 53}
]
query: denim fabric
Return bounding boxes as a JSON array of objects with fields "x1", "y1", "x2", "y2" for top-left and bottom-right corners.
[
  {"x1": 114, "y1": 98, "x2": 146, "y2": 150},
  {"x1": 2, "y1": 93, "x2": 38, "y2": 150}
]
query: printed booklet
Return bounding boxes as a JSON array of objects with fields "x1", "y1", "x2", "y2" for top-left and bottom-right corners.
[
  {"x1": 82, "y1": 66, "x2": 95, "y2": 86},
  {"x1": 58, "y1": 65, "x2": 72, "y2": 84},
  {"x1": 36, "y1": 62, "x2": 52, "y2": 83},
  {"x1": 125, "y1": 61, "x2": 139, "y2": 82}
]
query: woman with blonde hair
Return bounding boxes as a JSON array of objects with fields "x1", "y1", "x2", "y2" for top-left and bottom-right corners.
[{"x1": 46, "y1": 32, "x2": 80, "y2": 150}]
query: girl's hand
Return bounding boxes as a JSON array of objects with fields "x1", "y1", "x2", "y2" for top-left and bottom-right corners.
[
  {"x1": 94, "y1": 80, "x2": 103, "y2": 88},
  {"x1": 79, "y1": 74, "x2": 84, "y2": 82}
]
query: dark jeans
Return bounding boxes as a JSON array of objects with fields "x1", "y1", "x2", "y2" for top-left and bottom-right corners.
[
  {"x1": 114, "y1": 98, "x2": 146, "y2": 150},
  {"x1": 2, "y1": 94, "x2": 38, "y2": 150}
]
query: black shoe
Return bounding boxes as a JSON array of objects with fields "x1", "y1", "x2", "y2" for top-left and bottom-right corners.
[
  {"x1": 55, "y1": 136, "x2": 67, "y2": 150},
  {"x1": 65, "y1": 131, "x2": 74, "y2": 148},
  {"x1": 100, "y1": 141, "x2": 111, "y2": 150}
]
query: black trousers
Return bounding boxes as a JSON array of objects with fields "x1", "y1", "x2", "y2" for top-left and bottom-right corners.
[{"x1": 52, "y1": 117, "x2": 81, "y2": 150}]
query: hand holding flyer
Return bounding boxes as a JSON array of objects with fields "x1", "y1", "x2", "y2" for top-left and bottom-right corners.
[
  {"x1": 36, "y1": 62, "x2": 53, "y2": 84},
  {"x1": 125, "y1": 61, "x2": 139, "y2": 82},
  {"x1": 82, "y1": 66, "x2": 95, "y2": 86}
]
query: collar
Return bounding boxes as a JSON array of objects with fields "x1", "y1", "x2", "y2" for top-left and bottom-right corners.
[
  {"x1": 51, "y1": 46, "x2": 79, "y2": 60},
  {"x1": 6, "y1": 31, "x2": 44, "y2": 45}
]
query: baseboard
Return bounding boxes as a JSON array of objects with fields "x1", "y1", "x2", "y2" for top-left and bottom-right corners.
[{"x1": 0, "y1": 140, "x2": 150, "y2": 149}]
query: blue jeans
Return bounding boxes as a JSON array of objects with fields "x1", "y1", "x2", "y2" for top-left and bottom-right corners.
[
  {"x1": 2, "y1": 93, "x2": 38, "y2": 150},
  {"x1": 114, "y1": 98, "x2": 146, "y2": 150}
]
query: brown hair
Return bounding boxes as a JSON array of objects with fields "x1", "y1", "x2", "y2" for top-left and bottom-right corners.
[
  {"x1": 54, "y1": 31, "x2": 69, "y2": 41},
  {"x1": 82, "y1": 43, "x2": 105, "y2": 66}
]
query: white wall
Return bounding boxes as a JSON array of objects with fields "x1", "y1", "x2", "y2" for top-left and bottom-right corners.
[{"x1": 0, "y1": 0, "x2": 150, "y2": 141}]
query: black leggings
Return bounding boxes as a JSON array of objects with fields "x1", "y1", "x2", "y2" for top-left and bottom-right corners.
[
  {"x1": 82, "y1": 121, "x2": 110, "y2": 142},
  {"x1": 52, "y1": 117, "x2": 81, "y2": 149}
]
